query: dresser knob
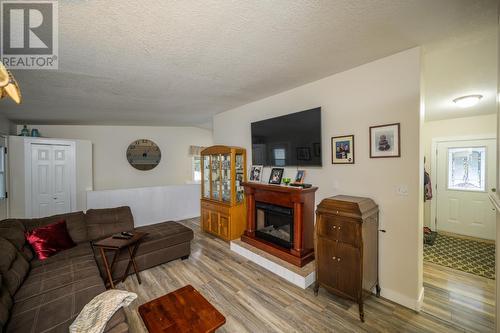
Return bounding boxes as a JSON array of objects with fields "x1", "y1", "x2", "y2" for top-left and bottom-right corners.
[
  {"x1": 338, "y1": 226, "x2": 341, "y2": 230},
  {"x1": 333, "y1": 225, "x2": 336, "y2": 229},
  {"x1": 337, "y1": 258, "x2": 341, "y2": 262},
  {"x1": 332, "y1": 256, "x2": 336, "y2": 260}
]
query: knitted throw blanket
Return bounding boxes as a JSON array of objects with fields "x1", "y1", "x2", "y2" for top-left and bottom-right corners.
[{"x1": 70, "y1": 290, "x2": 137, "y2": 333}]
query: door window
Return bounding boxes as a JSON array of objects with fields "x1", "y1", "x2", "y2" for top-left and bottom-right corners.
[{"x1": 447, "y1": 147, "x2": 486, "y2": 192}]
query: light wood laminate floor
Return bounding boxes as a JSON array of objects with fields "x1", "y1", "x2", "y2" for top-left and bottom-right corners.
[
  {"x1": 118, "y1": 218, "x2": 476, "y2": 332},
  {"x1": 423, "y1": 261, "x2": 495, "y2": 333}
]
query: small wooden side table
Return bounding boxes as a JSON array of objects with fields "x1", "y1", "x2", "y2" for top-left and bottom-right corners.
[
  {"x1": 92, "y1": 232, "x2": 147, "y2": 289},
  {"x1": 139, "y1": 285, "x2": 226, "y2": 333}
]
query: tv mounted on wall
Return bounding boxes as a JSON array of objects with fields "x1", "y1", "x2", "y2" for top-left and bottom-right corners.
[{"x1": 251, "y1": 107, "x2": 322, "y2": 167}]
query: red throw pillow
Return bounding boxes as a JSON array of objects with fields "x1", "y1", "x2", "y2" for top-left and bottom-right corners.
[{"x1": 25, "y1": 220, "x2": 76, "y2": 260}]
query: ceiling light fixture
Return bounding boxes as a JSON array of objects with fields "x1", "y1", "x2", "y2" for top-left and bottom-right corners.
[
  {"x1": 0, "y1": 61, "x2": 22, "y2": 104},
  {"x1": 453, "y1": 94, "x2": 482, "y2": 108}
]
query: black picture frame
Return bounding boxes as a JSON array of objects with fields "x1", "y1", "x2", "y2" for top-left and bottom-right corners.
[{"x1": 268, "y1": 168, "x2": 284, "y2": 185}]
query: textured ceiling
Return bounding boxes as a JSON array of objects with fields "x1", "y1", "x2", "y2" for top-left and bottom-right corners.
[
  {"x1": 0, "y1": 0, "x2": 497, "y2": 126},
  {"x1": 423, "y1": 27, "x2": 497, "y2": 121}
]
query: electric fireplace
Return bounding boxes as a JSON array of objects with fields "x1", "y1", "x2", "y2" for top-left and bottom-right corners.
[
  {"x1": 255, "y1": 202, "x2": 294, "y2": 249},
  {"x1": 241, "y1": 182, "x2": 317, "y2": 267}
]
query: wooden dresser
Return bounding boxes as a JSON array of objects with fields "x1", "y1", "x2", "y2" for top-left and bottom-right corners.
[{"x1": 314, "y1": 195, "x2": 379, "y2": 322}]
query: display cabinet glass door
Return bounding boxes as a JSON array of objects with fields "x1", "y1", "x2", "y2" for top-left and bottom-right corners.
[
  {"x1": 211, "y1": 155, "x2": 221, "y2": 200},
  {"x1": 203, "y1": 155, "x2": 210, "y2": 198},
  {"x1": 235, "y1": 153, "x2": 244, "y2": 203},
  {"x1": 221, "y1": 154, "x2": 231, "y2": 203}
]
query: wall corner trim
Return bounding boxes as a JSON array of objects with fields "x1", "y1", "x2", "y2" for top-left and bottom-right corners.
[{"x1": 380, "y1": 287, "x2": 423, "y2": 312}]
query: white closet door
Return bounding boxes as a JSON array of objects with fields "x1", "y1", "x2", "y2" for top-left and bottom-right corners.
[
  {"x1": 52, "y1": 146, "x2": 71, "y2": 215},
  {"x1": 31, "y1": 144, "x2": 72, "y2": 217}
]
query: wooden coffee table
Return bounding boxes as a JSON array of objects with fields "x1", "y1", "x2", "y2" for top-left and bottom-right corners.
[
  {"x1": 139, "y1": 285, "x2": 226, "y2": 333},
  {"x1": 92, "y1": 232, "x2": 147, "y2": 289}
]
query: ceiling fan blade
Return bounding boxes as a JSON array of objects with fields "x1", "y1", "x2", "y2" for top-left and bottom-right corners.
[
  {"x1": 0, "y1": 62, "x2": 9, "y2": 87},
  {"x1": 3, "y1": 72, "x2": 22, "y2": 104}
]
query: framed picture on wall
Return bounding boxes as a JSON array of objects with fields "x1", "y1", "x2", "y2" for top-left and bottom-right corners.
[
  {"x1": 369, "y1": 123, "x2": 401, "y2": 158},
  {"x1": 331, "y1": 135, "x2": 354, "y2": 164}
]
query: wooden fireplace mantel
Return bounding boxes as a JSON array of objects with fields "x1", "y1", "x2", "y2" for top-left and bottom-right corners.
[{"x1": 241, "y1": 182, "x2": 318, "y2": 267}]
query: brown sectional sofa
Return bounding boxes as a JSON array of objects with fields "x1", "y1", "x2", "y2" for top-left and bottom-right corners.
[{"x1": 0, "y1": 206, "x2": 194, "y2": 333}]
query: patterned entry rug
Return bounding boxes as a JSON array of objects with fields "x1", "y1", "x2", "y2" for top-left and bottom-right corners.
[{"x1": 424, "y1": 233, "x2": 495, "y2": 279}]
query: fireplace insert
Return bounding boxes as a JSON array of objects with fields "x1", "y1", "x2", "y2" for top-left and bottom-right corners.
[{"x1": 254, "y1": 202, "x2": 294, "y2": 249}]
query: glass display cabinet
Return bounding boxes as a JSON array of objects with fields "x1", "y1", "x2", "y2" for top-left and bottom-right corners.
[{"x1": 200, "y1": 145, "x2": 247, "y2": 241}]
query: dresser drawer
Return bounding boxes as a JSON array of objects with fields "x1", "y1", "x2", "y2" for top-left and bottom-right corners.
[
  {"x1": 317, "y1": 214, "x2": 360, "y2": 247},
  {"x1": 201, "y1": 200, "x2": 230, "y2": 215}
]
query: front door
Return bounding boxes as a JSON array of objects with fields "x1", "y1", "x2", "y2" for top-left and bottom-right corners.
[
  {"x1": 31, "y1": 144, "x2": 72, "y2": 217},
  {"x1": 435, "y1": 139, "x2": 496, "y2": 240}
]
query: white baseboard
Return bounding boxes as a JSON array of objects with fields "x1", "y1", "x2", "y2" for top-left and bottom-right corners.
[
  {"x1": 380, "y1": 287, "x2": 423, "y2": 311},
  {"x1": 230, "y1": 241, "x2": 315, "y2": 289}
]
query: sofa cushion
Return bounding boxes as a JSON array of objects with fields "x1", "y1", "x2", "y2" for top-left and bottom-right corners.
[
  {"x1": 8, "y1": 276, "x2": 127, "y2": 333},
  {"x1": 134, "y1": 221, "x2": 194, "y2": 252},
  {"x1": 0, "y1": 219, "x2": 34, "y2": 262},
  {"x1": 93, "y1": 221, "x2": 193, "y2": 279},
  {"x1": 15, "y1": 243, "x2": 97, "y2": 303},
  {"x1": 94, "y1": 221, "x2": 193, "y2": 263},
  {"x1": 29, "y1": 242, "x2": 94, "y2": 269},
  {"x1": 0, "y1": 238, "x2": 29, "y2": 296},
  {"x1": 0, "y1": 279, "x2": 13, "y2": 331},
  {"x1": 0, "y1": 220, "x2": 26, "y2": 251},
  {"x1": 26, "y1": 220, "x2": 76, "y2": 260},
  {"x1": 85, "y1": 206, "x2": 134, "y2": 240},
  {"x1": 21, "y1": 212, "x2": 88, "y2": 244}
]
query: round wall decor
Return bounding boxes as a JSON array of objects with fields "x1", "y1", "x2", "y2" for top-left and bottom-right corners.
[{"x1": 126, "y1": 139, "x2": 161, "y2": 171}]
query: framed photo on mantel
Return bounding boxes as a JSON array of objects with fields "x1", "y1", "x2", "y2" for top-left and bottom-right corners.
[
  {"x1": 249, "y1": 165, "x2": 263, "y2": 182},
  {"x1": 268, "y1": 168, "x2": 284, "y2": 185},
  {"x1": 369, "y1": 123, "x2": 401, "y2": 158},
  {"x1": 331, "y1": 135, "x2": 354, "y2": 164}
]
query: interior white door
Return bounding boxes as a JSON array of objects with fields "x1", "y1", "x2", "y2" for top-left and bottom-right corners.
[
  {"x1": 31, "y1": 144, "x2": 72, "y2": 217},
  {"x1": 435, "y1": 139, "x2": 496, "y2": 240}
]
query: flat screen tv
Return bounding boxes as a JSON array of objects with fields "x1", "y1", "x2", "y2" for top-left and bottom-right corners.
[{"x1": 251, "y1": 107, "x2": 322, "y2": 167}]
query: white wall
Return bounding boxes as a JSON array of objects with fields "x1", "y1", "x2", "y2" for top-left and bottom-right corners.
[
  {"x1": 422, "y1": 114, "x2": 497, "y2": 227},
  {"x1": 213, "y1": 48, "x2": 423, "y2": 309},
  {"x1": 87, "y1": 185, "x2": 201, "y2": 226},
  {"x1": 7, "y1": 136, "x2": 93, "y2": 217},
  {"x1": 17, "y1": 125, "x2": 213, "y2": 190},
  {"x1": 0, "y1": 114, "x2": 11, "y2": 135},
  {"x1": 495, "y1": 7, "x2": 499, "y2": 332}
]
